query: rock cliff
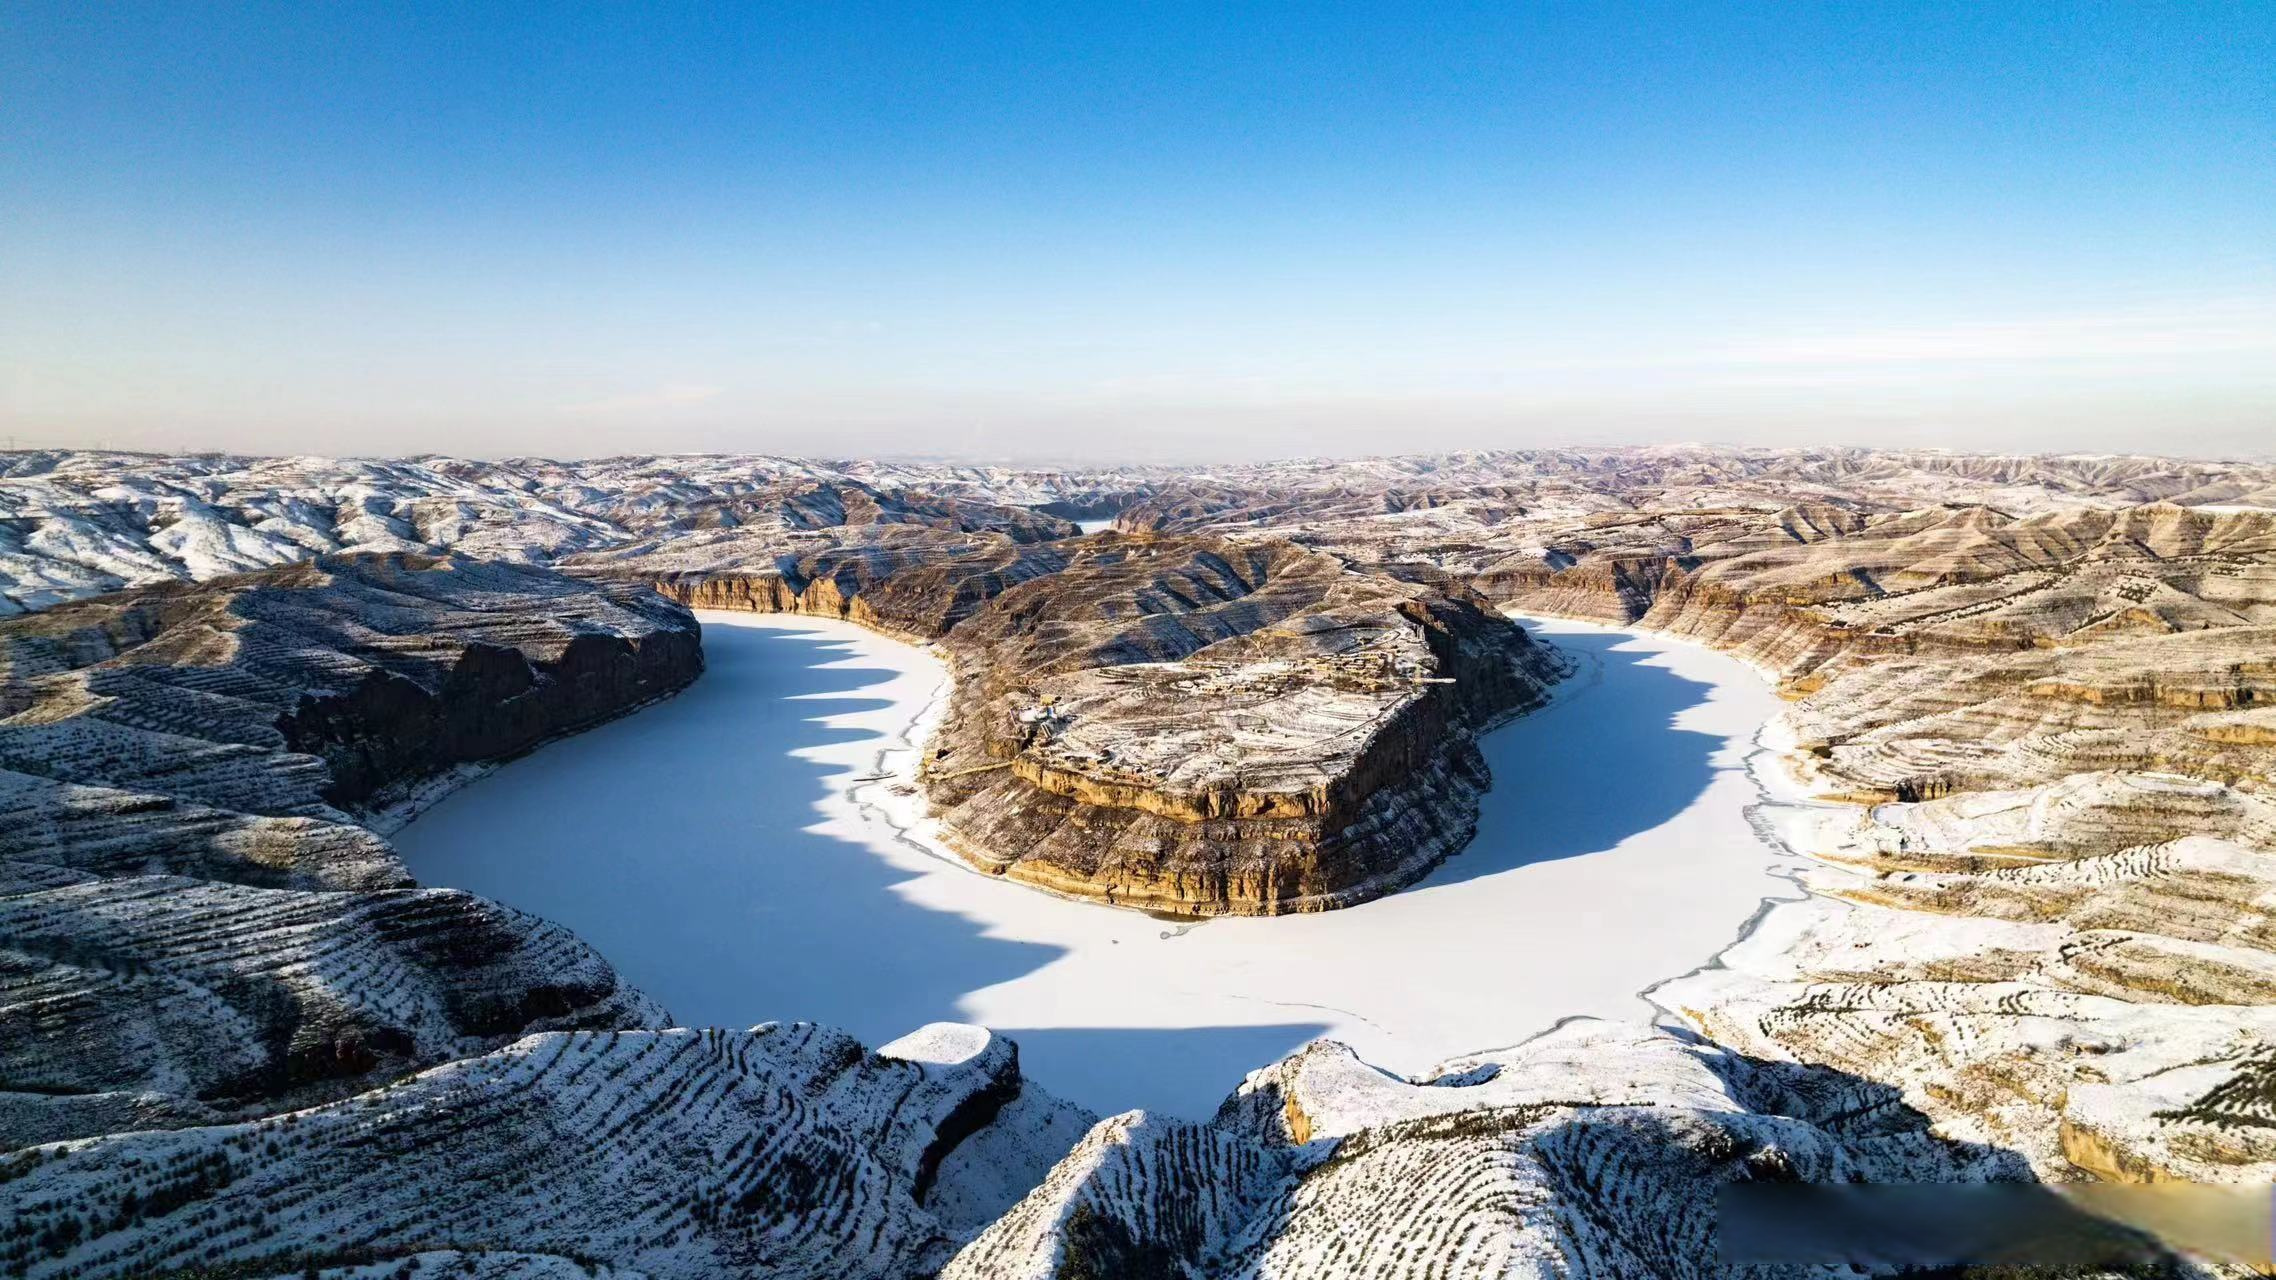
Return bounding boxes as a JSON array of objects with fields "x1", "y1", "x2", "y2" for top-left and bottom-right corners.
[
  {"x1": 587, "y1": 527, "x2": 1567, "y2": 915},
  {"x1": 920, "y1": 535, "x2": 1564, "y2": 914},
  {"x1": 0, "y1": 554, "x2": 697, "y2": 1146}
]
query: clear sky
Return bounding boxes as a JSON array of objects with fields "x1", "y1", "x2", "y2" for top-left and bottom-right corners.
[{"x1": 3, "y1": 2, "x2": 2271, "y2": 462}]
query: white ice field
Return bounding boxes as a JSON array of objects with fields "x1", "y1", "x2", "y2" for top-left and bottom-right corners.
[{"x1": 392, "y1": 611, "x2": 1803, "y2": 1118}]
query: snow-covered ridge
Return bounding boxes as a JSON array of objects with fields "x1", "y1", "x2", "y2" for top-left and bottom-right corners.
[
  {"x1": 0, "y1": 452, "x2": 1092, "y2": 614},
  {"x1": 10, "y1": 445, "x2": 2275, "y2": 615}
]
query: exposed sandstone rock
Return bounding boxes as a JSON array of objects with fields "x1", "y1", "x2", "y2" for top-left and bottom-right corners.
[
  {"x1": 570, "y1": 523, "x2": 1073, "y2": 641},
  {"x1": 1, "y1": 553, "x2": 703, "y2": 814},
  {"x1": 589, "y1": 525, "x2": 1567, "y2": 915},
  {"x1": 921, "y1": 535, "x2": 1564, "y2": 914}
]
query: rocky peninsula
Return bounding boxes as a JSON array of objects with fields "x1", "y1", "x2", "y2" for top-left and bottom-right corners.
[{"x1": 581, "y1": 526, "x2": 1566, "y2": 915}]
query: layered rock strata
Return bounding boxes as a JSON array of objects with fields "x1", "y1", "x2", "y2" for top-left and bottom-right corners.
[
  {"x1": 0, "y1": 554, "x2": 698, "y2": 1146},
  {"x1": 1661, "y1": 770, "x2": 2276, "y2": 1191},
  {"x1": 1121, "y1": 464, "x2": 2276, "y2": 1210},
  {"x1": 570, "y1": 524, "x2": 1075, "y2": 641},
  {"x1": 10, "y1": 446, "x2": 2276, "y2": 1275},
  {"x1": 920, "y1": 535, "x2": 1564, "y2": 914},
  {"x1": 9, "y1": 1015, "x2": 2174, "y2": 1280},
  {"x1": 0, "y1": 1022, "x2": 1095, "y2": 1280},
  {"x1": 1017, "y1": 457, "x2": 2276, "y2": 1230},
  {"x1": 946, "y1": 1020, "x2": 2162, "y2": 1278},
  {"x1": 587, "y1": 527, "x2": 1567, "y2": 915}
]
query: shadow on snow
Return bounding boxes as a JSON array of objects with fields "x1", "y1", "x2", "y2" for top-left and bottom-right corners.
[
  {"x1": 1421, "y1": 622, "x2": 1729, "y2": 891},
  {"x1": 392, "y1": 620, "x2": 1323, "y2": 1118}
]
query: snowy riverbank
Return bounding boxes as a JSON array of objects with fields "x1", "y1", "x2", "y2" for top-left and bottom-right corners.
[{"x1": 395, "y1": 611, "x2": 1800, "y2": 1118}]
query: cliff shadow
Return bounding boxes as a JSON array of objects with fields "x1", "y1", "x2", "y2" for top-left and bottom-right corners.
[
  {"x1": 996, "y1": 1021, "x2": 1329, "y2": 1120},
  {"x1": 390, "y1": 622, "x2": 1071, "y2": 1049},
  {"x1": 1422, "y1": 621, "x2": 1732, "y2": 890},
  {"x1": 390, "y1": 619, "x2": 1323, "y2": 1118}
]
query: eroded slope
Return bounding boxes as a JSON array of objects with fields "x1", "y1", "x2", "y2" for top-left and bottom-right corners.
[{"x1": 0, "y1": 555, "x2": 698, "y2": 1146}]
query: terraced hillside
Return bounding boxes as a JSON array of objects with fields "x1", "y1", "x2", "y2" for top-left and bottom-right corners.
[
  {"x1": 8, "y1": 445, "x2": 2276, "y2": 1276},
  {"x1": 0, "y1": 555, "x2": 698, "y2": 1146},
  {"x1": 1110, "y1": 453, "x2": 2276, "y2": 1200},
  {"x1": 1, "y1": 1022, "x2": 1094, "y2": 1280}
]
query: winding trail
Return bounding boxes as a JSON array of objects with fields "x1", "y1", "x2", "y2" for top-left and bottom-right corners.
[{"x1": 394, "y1": 611, "x2": 1801, "y2": 1118}]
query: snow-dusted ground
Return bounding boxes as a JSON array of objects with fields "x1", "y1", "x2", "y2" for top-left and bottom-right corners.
[{"x1": 394, "y1": 612, "x2": 1795, "y2": 1118}]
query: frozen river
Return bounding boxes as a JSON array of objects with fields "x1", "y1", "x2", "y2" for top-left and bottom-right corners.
[{"x1": 394, "y1": 611, "x2": 1797, "y2": 1118}]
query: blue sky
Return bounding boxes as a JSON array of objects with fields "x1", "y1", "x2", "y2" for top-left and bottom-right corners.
[{"x1": 3, "y1": 2, "x2": 2271, "y2": 460}]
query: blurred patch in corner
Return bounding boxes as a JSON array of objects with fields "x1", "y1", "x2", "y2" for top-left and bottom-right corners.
[{"x1": 1719, "y1": 1181, "x2": 2273, "y2": 1272}]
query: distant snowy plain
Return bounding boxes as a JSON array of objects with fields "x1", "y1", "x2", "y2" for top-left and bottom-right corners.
[{"x1": 394, "y1": 612, "x2": 1798, "y2": 1118}]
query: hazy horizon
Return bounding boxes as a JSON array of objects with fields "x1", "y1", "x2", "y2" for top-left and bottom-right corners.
[
  {"x1": 6, "y1": 3, "x2": 2271, "y2": 461},
  {"x1": 10, "y1": 437, "x2": 2274, "y2": 473}
]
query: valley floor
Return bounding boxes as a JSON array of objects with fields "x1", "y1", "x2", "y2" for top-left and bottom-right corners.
[{"x1": 393, "y1": 612, "x2": 1796, "y2": 1117}]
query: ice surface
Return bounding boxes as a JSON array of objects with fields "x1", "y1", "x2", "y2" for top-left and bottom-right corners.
[{"x1": 393, "y1": 612, "x2": 1791, "y2": 1118}]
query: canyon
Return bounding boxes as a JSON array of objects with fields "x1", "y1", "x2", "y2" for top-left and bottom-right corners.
[
  {"x1": 580, "y1": 528, "x2": 1567, "y2": 917},
  {"x1": 5, "y1": 444, "x2": 2276, "y2": 1276},
  {"x1": 388, "y1": 610, "x2": 1794, "y2": 1119}
]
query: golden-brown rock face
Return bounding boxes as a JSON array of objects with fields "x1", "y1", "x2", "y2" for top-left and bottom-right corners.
[
  {"x1": 592, "y1": 526, "x2": 1566, "y2": 914},
  {"x1": 922, "y1": 536, "x2": 1563, "y2": 914},
  {"x1": 577, "y1": 524, "x2": 1075, "y2": 640}
]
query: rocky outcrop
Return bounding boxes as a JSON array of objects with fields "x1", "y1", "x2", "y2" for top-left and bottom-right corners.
[
  {"x1": 921, "y1": 535, "x2": 1564, "y2": 914},
  {"x1": 591, "y1": 524, "x2": 1567, "y2": 915},
  {"x1": 1, "y1": 553, "x2": 702, "y2": 813},
  {"x1": 572, "y1": 524, "x2": 1075, "y2": 641},
  {"x1": 0, "y1": 555, "x2": 698, "y2": 1145}
]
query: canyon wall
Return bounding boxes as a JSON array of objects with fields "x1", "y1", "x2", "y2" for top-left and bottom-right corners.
[
  {"x1": 589, "y1": 527, "x2": 1567, "y2": 915},
  {"x1": 920, "y1": 535, "x2": 1564, "y2": 914},
  {"x1": 0, "y1": 554, "x2": 698, "y2": 1147}
]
